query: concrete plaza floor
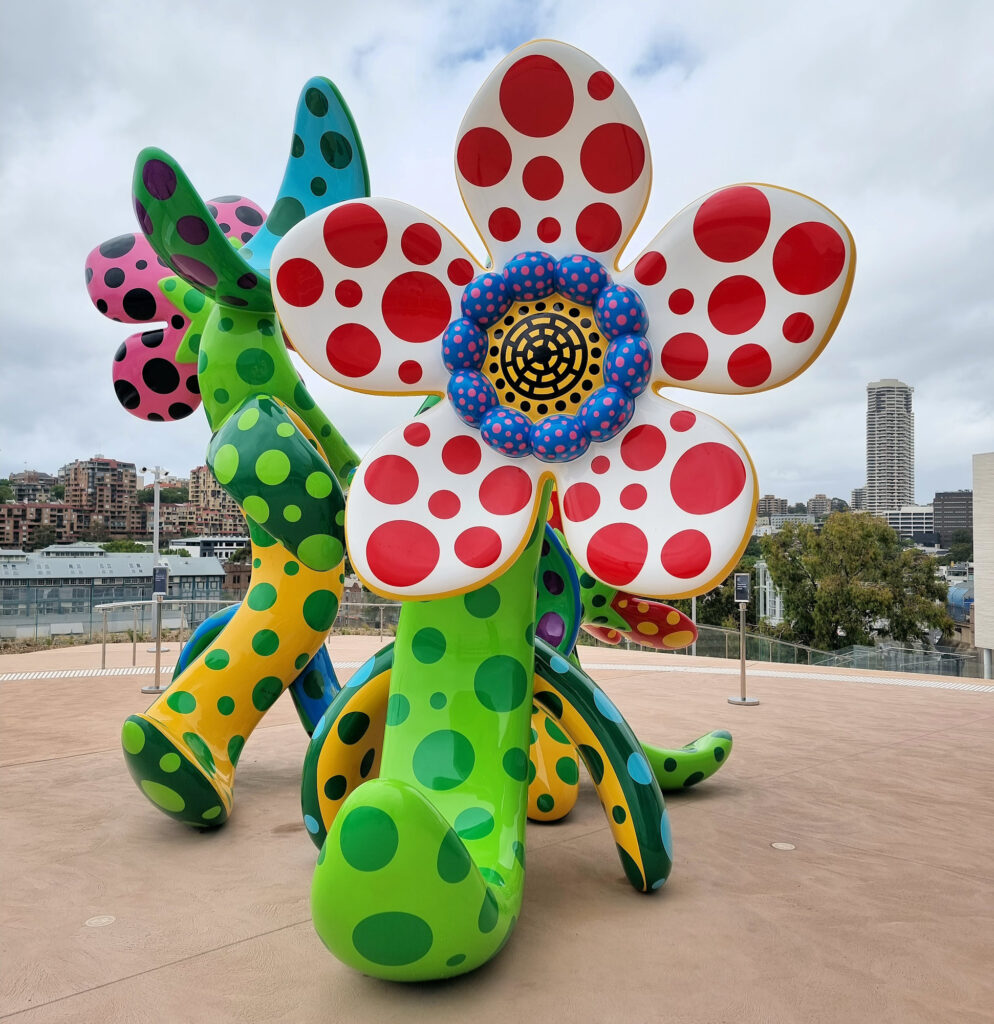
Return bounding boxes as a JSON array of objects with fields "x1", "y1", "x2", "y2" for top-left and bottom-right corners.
[{"x1": 1, "y1": 638, "x2": 992, "y2": 1023}]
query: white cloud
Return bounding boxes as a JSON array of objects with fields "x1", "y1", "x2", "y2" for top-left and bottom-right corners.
[{"x1": 1, "y1": 0, "x2": 991, "y2": 503}]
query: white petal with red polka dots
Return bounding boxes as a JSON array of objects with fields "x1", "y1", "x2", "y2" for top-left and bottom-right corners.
[
  {"x1": 272, "y1": 199, "x2": 482, "y2": 395},
  {"x1": 617, "y1": 184, "x2": 854, "y2": 396},
  {"x1": 456, "y1": 40, "x2": 650, "y2": 267},
  {"x1": 345, "y1": 401, "x2": 543, "y2": 599},
  {"x1": 555, "y1": 397, "x2": 757, "y2": 598}
]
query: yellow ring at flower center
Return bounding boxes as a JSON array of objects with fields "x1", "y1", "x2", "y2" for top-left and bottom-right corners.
[{"x1": 482, "y1": 293, "x2": 604, "y2": 423}]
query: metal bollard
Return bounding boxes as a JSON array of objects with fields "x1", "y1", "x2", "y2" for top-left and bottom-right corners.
[{"x1": 131, "y1": 606, "x2": 138, "y2": 667}]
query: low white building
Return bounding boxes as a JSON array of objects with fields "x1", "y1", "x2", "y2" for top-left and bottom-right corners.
[{"x1": 755, "y1": 559, "x2": 784, "y2": 626}]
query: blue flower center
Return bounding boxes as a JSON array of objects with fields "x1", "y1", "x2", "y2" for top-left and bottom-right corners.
[{"x1": 443, "y1": 252, "x2": 651, "y2": 463}]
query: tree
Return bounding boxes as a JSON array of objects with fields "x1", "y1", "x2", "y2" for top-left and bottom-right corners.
[
  {"x1": 136, "y1": 486, "x2": 189, "y2": 504},
  {"x1": 101, "y1": 540, "x2": 151, "y2": 553},
  {"x1": 227, "y1": 547, "x2": 251, "y2": 563},
  {"x1": 0, "y1": 479, "x2": 13, "y2": 503},
  {"x1": 25, "y1": 527, "x2": 58, "y2": 551},
  {"x1": 761, "y1": 513, "x2": 952, "y2": 650},
  {"x1": 943, "y1": 528, "x2": 973, "y2": 564},
  {"x1": 51, "y1": 484, "x2": 65, "y2": 500},
  {"x1": 788, "y1": 502, "x2": 807, "y2": 513}
]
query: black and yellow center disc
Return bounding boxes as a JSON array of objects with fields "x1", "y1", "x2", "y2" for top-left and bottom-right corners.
[{"x1": 482, "y1": 294, "x2": 604, "y2": 422}]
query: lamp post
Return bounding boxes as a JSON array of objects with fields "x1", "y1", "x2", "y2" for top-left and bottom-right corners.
[{"x1": 140, "y1": 466, "x2": 169, "y2": 664}]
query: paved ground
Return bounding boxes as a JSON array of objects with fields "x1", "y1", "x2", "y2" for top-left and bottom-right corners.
[{"x1": 1, "y1": 638, "x2": 992, "y2": 1023}]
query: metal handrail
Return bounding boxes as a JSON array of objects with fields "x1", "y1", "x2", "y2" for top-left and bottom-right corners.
[{"x1": 96, "y1": 597, "x2": 237, "y2": 672}]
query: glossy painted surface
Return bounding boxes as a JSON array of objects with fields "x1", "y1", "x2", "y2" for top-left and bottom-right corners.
[
  {"x1": 273, "y1": 39, "x2": 852, "y2": 983},
  {"x1": 99, "y1": 77, "x2": 370, "y2": 828},
  {"x1": 272, "y1": 41, "x2": 854, "y2": 604}
]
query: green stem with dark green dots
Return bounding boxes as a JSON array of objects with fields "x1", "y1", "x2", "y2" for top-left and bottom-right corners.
[{"x1": 311, "y1": 487, "x2": 550, "y2": 980}]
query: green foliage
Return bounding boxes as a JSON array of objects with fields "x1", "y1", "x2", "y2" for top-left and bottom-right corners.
[
  {"x1": 51, "y1": 484, "x2": 65, "y2": 500},
  {"x1": 226, "y1": 546, "x2": 251, "y2": 563},
  {"x1": 761, "y1": 513, "x2": 952, "y2": 650},
  {"x1": 137, "y1": 486, "x2": 189, "y2": 504},
  {"x1": 101, "y1": 540, "x2": 152, "y2": 553},
  {"x1": 0, "y1": 478, "x2": 13, "y2": 503},
  {"x1": 24, "y1": 526, "x2": 58, "y2": 551},
  {"x1": 666, "y1": 554, "x2": 758, "y2": 629},
  {"x1": 942, "y1": 528, "x2": 973, "y2": 564},
  {"x1": 788, "y1": 502, "x2": 807, "y2": 513}
]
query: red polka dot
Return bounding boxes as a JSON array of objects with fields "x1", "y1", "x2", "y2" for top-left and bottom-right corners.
[
  {"x1": 323, "y1": 203, "x2": 387, "y2": 268},
  {"x1": 708, "y1": 276, "x2": 766, "y2": 335},
  {"x1": 620, "y1": 424, "x2": 666, "y2": 471},
  {"x1": 620, "y1": 483, "x2": 647, "y2": 510},
  {"x1": 364, "y1": 455, "x2": 419, "y2": 505},
  {"x1": 727, "y1": 344, "x2": 772, "y2": 388},
  {"x1": 335, "y1": 279, "x2": 362, "y2": 307},
  {"x1": 661, "y1": 530, "x2": 712, "y2": 578},
  {"x1": 773, "y1": 222, "x2": 846, "y2": 295},
  {"x1": 634, "y1": 251, "x2": 666, "y2": 286},
  {"x1": 275, "y1": 258, "x2": 323, "y2": 307},
  {"x1": 668, "y1": 288, "x2": 694, "y2": 314},
  {"x1": 563, "y1": 482, "x2": 600, "y2": 522},
  {"x1": 441, "y1": 435, "x2": 482, "y2": 474},
  {"x1": 428, "y1": 489, "x2": 460, "y2": 519},
  {"x1": 488, "y1": 207, "x2": 521, "y2": 242},
  {"x1": 404, "y1": 421, "x2": 430, "y2": 446},
  {"x1": 456, "y1": 127, "x2": 512, "y2": 187},
  {"x1": 580, "y1": 123, "x2": 645, "y2": 194},
  {"x1": 693, "y1": 186, "x2": 771, "y2": 263},
  {"x1": 479, "y1": 466, "x2": 533, "y2": 516},
  {"x1": 537, "y1": 217, "x2": 561, "y2": 243},
  {"x1": 381, "y1": 272, "x2": 451, "y2": 343},
  {"x1": 447, "y1": 259, "x2": 474, "y2": 285},
  {"x1": 587, "y1": 71, "x2": 614, "y2": 100},
  {"x1": 401, "y1": 223, "x2": 442, "y2": 265},
  {"x1": 455, "y1": 526, "x2": 502, "y2": 568},
  {"x1": 670, "y1": 443, "x2": 746, "y2": 514},
  {"x1": 669, "y1": 411, "x2": 696, "y2": 432},
  {"x1": 398, "y1": 360, "x2": 422, "y2": 384},
  {"x1": 366, "y1": 520, "x2": 439, "y2": 588},
  {"x1": 591, "y1": 455, "x2": 611, "y2": 474},
  {"x1": 585, "y1": 524, "x2": 648, "y2": 587},
  {"x1": 661, "y1": 333, "x2": 708, "y2": 381},
  {"x1": 499, "y1": 54, "x2": 574, "y2": 138},
  {"x1": 547, "y1": 490, "x2": 563, "y2": 531},
  {"x1": 522, "y1": 156, "x2": 564, "y2": 200},
  {"x1": 576, "y1": 203, "x2": 622, "y2": 253},
  {"x1": 325, "y1": 324, "x2": 380, "y2": 378},
  {"x1": 783, "y1": 312, "x2": 814, "y2": 343}
]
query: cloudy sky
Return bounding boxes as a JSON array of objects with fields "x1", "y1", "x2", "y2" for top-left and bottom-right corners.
[{"x1": 1, "y1": 0, "x2": 991, "y2": 503}]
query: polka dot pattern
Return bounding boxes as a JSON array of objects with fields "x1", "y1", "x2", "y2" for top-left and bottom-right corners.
[
  {"x1": 346, "y1": 402, "x2": 540, "y2": 596},
  {"x1": 616, "y1": 183, "x2": 853, "y2": 397},
  {"x1": 273, "y1": 198, "x2": 477, "y2": 395},
  {"x1": 454, "y1": 41, "x2": 651, "y2": 265},
  {"x1": 556, "y1": 396, "x2": 755, "y2": 596}
]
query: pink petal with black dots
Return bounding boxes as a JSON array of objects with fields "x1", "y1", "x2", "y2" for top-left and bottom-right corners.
[
  {"x1": 111, "y1": 328, "x2": 202, "y2": 422},
  {"x1": 87, "y1": 232, "x2": 202, "y2": 422},
  {"x1": 617, "y1": 184, "x2": 854, "y2": 395},
  {"x1": 455, "y1": 41, "x2": 650, "y2": 266},
  {"x1": 346, "y1": 401, "x2": 542, "y2": 598},
  {"x1": 272, "y1": 199, "x2": 477, "y2": 394},
  {"x1": 554, "y1": 396, "x2": 757, "y2": 598}
]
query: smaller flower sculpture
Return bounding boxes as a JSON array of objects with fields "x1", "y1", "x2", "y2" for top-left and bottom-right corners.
[
  {"x1": 271, "y1": 40, "x2": 854, "y2": 982},
  {"x1": 86, "y1": 76, "x2": 369, "y2": 829}
]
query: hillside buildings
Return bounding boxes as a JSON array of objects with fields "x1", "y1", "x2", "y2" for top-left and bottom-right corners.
[{"x1": 0, "y1": 456, "x2": 245, "y2": 549}]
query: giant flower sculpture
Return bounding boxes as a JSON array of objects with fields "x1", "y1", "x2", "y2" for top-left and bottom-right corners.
[
  {"x1": 271, "y1": 41, "x2": 853, "y2": 982},
  {"x1": 273, "y1": 41, "x2": 853, "y2": 602}
]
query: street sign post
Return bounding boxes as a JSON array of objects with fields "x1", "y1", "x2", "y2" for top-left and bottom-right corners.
[{"x1": 729, "y1": 571, "x2": 759, "y2": 706}]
